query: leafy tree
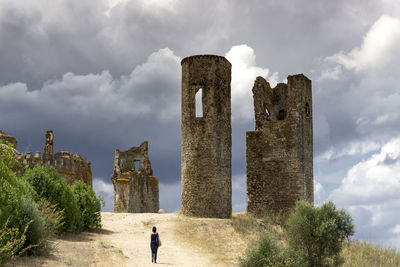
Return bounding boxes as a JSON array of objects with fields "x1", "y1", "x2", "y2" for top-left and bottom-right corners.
[{"x1": 286, "y1": 201, "x2": 354, "y2": 266}]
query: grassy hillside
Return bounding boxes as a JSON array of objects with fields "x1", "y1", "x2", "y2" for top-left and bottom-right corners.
[{"x1": 175, "y1": 212, "x2": 400, "y2": 266}]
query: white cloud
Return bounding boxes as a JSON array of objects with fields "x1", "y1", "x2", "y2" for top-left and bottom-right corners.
[
  {"x1": 314, "y1": 181, "x2": 326, "y2": 204},
  {"x1": 326, "y1": 15, "x2": 400, "y2": 72},
  {"x1": 226, "y1": 44, "x2": 278, "y2": 120},
  {"x1": 316, "y1": 140, "x2": 380, "y2": 162},
  {"x1": 93, "y1": 177, "x2": 114, "y2": 212},
  {"x1": 319, "y1": 65, "x2": 343, "y2": 81},
  {"x1": 329, "y1": 137, "x2": 400, "y2": 248}
]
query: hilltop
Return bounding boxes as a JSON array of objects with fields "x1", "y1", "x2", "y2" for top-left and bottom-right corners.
[
  {"x1": 7, "y1": 212, "x2": 247, "y2": 267},
  {"x1": 7, "y1": 212, "x2": 400, "y2": 267}
]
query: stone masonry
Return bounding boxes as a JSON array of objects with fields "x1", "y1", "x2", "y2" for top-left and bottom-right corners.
[
  {"x1": 246, "y1": 74, "x2": 313, "y2": 215},
  {"x1": 181, "y1": 55, "x2": 232, "y2": 218},
  {"x1": 0, "y1": 130, "x2": 18, "y2": 148},
  {"x1": 0, "y1": 130, "x2": 92, "y2": 186},
  {"x1": 111, "y1": 141, "x2": 159, "y2": 213}
]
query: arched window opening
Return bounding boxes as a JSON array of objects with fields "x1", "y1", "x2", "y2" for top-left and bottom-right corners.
[
  {"x1": 277, "y1": 109, "x2": 285, "y2": 120},
  {"x1": 195, "y1": 88, "x2": 203, "y2": 118}
]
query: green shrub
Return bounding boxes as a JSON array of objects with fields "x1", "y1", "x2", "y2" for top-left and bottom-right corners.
[
  {"x1": 286, "y1": 201, "x2": 354, "y2": 267},
  {"x1": 240, "y1": 232, "x2": 293, "y2": 267},
  {"x1": 0, "y1": 144, "x2": 34, "y2": 227},
  {"x1": 0, "y1": 144, "x2": 38, "y2": 262},
  {"x1": 37, "y1": 199, "x2": 64, "y2": 236},
  {"x1": 23, "y1": 166, "x2": 83, "y2": 232},
  {"x1": 71, "y1": 180, "x2": 103, "y2": 230},
  {"x1": 19, "y1": 197, "x2": 47, "y2": 253},
  {"x1": 0, "y1": 219, "x2": 28, "y2": 265}
]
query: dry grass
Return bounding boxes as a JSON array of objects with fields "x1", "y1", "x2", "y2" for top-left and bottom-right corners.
[
  {"x1": 172, "y1": 213, "x2": 247, "y2": 266},
  {"x1": 141, "y1": 219, "x2": 155, "y2": 227},
  {"x1": 231, "y1": 212, "x2": 287, "y2": 246},
  {"x1": 342, "y1": 241, "x2": 400, "y2": 267}
]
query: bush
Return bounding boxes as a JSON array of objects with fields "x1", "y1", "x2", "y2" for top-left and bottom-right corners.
[
  {"x1": 19, "y1": 197, "x2": 47, "y2": 254},
  {"x1": 286, "y1": 201, "x2": 354, "y2": 267},
  {"x1": 0, "y1": 220, "x2": 28, "y2": 265},
  {"x1": 71, "y1": 180, "x2": 103, "y2": 230},
  {"x1": 0, "y1": 144, "x2": 41, "y2": 261},
  {"x1": 240, "y1": 232, "x2": 292, "y2": 267},
  {"x1": 23, "y1": 166, "x2": 83, "y2": 232},
  {"x1": 0, "y1": 144, "x2": 33, "y2": 227},
  {"x1": 37, "y1": 199, "x2": 64, "y2": 236}
]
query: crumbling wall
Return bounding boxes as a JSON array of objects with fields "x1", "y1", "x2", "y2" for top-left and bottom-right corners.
[
  {"x1": 1, "y1": 130, "x2": 92, "y2": 186},
  {"x1": 0, "y1": 130, "x2": 18, "y2": 148},
  {"x1": 181, "y1": 55, "x2": 232, "y2": 218},
  {"x1": 111, "y1": 141, "x2": 159, "y2": 213},
  {"x1": 246, "y1": 74, "x2": 313, "y2": 215}
]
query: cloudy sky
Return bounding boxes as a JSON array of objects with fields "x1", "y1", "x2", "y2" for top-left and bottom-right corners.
[{"x1": 1, "y1": 0, "x2": 400, "y2": 248}]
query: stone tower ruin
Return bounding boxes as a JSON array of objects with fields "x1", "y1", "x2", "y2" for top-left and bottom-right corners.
[
  {"x1": 246, "y1": 74, "x2": 313, "y2": 215},
  {"x1": 181, "y1": 55, "x2": 232, "y2": 218},
  {"x1": 111, "y1": 141, "x2": 159, "y2": 213}
]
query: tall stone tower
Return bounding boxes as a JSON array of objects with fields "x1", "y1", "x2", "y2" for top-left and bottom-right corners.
[
  {"x1": 246, "y1": 74, "x2": 313, "y2": 215},
  {"x1": 181, "y1": 55, "x2": 232, "y2": 218}
]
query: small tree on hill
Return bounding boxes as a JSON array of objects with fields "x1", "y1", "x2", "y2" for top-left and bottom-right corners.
[{"x1": 286, "y1": 201, "x2": 354, "y2": 266}]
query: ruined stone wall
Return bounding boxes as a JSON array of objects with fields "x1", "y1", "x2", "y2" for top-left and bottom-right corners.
[
  {"x1": 246, "y1": 74, "x2": 313, "y2": 215},
  {"x1": 111, "y1": 141, "x2": 159, "y2": 213},
  {"x1": 181, "y1": 55, "x2": 232, "y2": 218},
  {"x1": 0, "y1": 130, "x2": 18, "y2": 148},
  {"x1": 1, "y1": 130, "x2": 92, "y2": 186}
]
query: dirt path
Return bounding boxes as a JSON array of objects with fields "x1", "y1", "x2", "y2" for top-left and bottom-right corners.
[{"x1": 7, "y1": 212, "x2": 246, "y2": 267}]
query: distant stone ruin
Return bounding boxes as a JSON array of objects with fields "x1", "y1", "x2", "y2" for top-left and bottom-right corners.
[
  {"x1": 0, "y1": 130, "x2": 92, "y2": 186},
  {"x1": 246, "y1": 74, "x2": 313, "y2": 214},
  {"x1": 0, "y1": 130, "x2": 18, "y2": 148},
  {"x1": 180, "y1": 55, "x2": 232, "y2": 218},
  {"x1": 111, "y1": 141, "x2": 159, "y2": 213}
]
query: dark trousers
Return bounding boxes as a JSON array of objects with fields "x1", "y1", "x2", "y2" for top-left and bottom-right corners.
[{"x1": 151, "y1": 244, "x2": 158, "y2": 262}]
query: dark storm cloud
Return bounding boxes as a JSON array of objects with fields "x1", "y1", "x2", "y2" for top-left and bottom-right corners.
[
  {"x1": 2, "y1": 0, "x2": 400, "y2": 246},
  {"x1": 0, "y1": 48, "x2": 181, "y2": 187},
  {"x1": 0, "y1": 0, "x2": 235, "y2": 88}
]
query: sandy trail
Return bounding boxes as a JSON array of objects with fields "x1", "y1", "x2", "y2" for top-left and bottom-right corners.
[
  {"x1": 7, "y1": 212, "x2": 243, "y2": 267},
  {"x1": 100, "y1": 212, "x2": 214, "y2": 267}
]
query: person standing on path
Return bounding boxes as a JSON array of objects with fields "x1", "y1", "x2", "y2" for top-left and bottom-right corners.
[{"x1": 150, "y1": 226, "x2": 161, "y2": 263}]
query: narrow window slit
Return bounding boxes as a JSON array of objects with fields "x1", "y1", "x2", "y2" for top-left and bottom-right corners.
[{"x1": 195, "y1": 88, "x2": 203, "y2": 118}]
